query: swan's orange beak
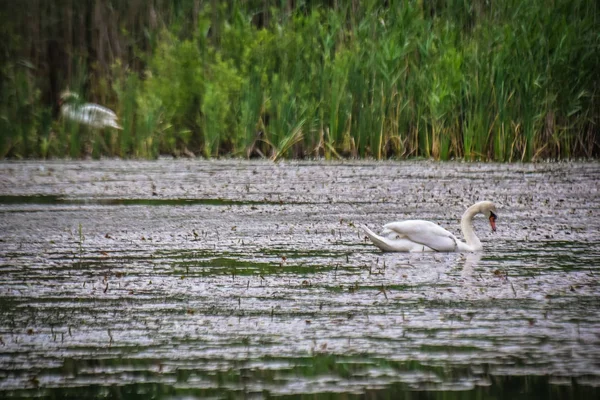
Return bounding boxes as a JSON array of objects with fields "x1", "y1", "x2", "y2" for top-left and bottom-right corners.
[{"x1": 489, "y1": 214, "x2": 497, "y2": 232}]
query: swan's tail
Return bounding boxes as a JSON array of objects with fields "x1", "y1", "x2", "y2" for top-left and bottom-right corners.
[
  {"x1": 108, "y1": 119, "x2": 123, "y2": 130},
  {"x1": 362, "y1": 225, "x2": 400, "y2": 252}
]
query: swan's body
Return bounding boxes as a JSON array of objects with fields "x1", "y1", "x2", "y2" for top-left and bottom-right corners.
[
  {"x1": 60, "y1": 92, "x2": 122, "y2": 130},
  {"x1": 363, "y1": 201, "x2": 497, "y2": 252}
]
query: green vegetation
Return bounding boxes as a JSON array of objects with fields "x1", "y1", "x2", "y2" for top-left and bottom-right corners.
[{"x1": 0, "y1": 0, "x2": 598, "y2": 160}]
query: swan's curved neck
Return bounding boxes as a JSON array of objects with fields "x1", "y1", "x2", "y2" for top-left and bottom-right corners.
[{"x1": 460, "y1": 204, "x2": 482, "y2": 251}]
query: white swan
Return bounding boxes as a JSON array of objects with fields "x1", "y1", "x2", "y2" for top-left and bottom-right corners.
[
  {"x1": 363, "y1": 201, "x2": 497, "y2": 252},
  {"x1": 60, "y1": 91, "x2": 122, "y2": 130}
]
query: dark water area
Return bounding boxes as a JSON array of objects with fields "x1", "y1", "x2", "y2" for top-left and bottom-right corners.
[{"x1": 0, "y1": 160, "x2": 599, "y2": 399}]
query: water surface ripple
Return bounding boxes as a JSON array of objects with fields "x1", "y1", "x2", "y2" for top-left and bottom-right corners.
[{"x1": 0, "y1": 160, "x2": 599, "y2": 398}]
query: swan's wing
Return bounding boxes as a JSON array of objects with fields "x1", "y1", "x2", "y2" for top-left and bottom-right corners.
[
  {"x1": 363, "y1": 225, "x2": 435, "y2": 252},
  {"x1": 383, "y1": 220, "x2": 458, "y2": 252},
  {"x1": 64, "y1": 103, "x2": 120, "y2": 128},
  {"x1": 79, "y1": 104, "x2": 120, "y2": 128},
  {"x1": 379, "y1": 228, "x2": 399, "y2": 240},
  {"x1": 79, "y1": 103, "x2": 118, "y2": 119}
]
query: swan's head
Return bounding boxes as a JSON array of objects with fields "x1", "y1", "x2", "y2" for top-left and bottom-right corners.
[
  {"x1": 477, "y1": 201, "x2": 498, "y2": 232},
  {"x1": 59, "y1": 91, "x2": 79, "y2": 106}
]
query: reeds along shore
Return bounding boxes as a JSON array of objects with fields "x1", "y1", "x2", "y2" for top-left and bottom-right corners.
[{"x1": 0, "y1": 0, "x2": 598, "y2": 160}]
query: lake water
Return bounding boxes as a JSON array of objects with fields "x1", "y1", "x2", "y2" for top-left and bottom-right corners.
[{"x1": 0, "y1": 159, "x2": 599, "y2": 398}]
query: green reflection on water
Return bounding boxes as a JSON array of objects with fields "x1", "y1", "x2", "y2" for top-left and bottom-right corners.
[{"x1": 2, "y1": 357, "x2": 596, "y2": 400}]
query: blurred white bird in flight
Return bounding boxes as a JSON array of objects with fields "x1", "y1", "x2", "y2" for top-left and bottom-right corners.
[{"x1": 60, "y1": 91, "x2": 122, "y2": 130}]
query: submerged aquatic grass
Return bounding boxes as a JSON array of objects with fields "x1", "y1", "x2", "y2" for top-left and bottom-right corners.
[{"x1": 1, "y1": 160, "x2": 599, "y2": 397}]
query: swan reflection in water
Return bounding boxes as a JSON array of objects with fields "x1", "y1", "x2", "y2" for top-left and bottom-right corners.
[{"x1": 461, "y1": 252, "x2": 483, "y2": 279}]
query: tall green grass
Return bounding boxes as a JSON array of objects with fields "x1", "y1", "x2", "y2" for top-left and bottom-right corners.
[{"x1": 1, "y1": 0, "x2": 597, "y2": 160}]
